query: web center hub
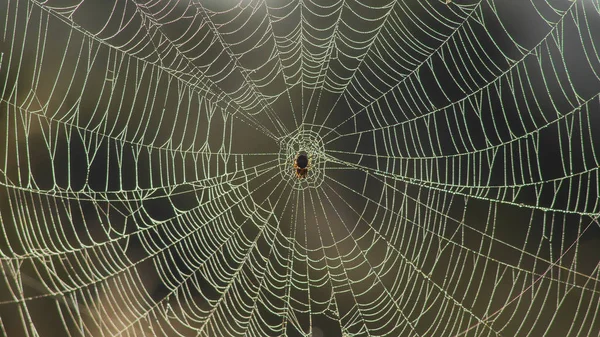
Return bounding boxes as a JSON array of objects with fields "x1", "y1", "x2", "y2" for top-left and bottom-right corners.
[{"x1": 279, "y1": 129, "x2": 326, "y2": 190}]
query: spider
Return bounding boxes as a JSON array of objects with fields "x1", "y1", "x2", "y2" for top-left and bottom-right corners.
[{"x1": 293, "y1": 152, "x2": 310, "y2": 179}]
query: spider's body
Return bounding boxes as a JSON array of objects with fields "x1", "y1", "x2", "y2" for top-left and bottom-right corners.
[{"x1": 294, "y1": 152, "x2": 310, "y2": 179}]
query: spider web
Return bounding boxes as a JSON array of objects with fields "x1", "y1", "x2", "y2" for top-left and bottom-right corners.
[{"x1": 1, "y1": 0, "x2": 600, "y2": 336}]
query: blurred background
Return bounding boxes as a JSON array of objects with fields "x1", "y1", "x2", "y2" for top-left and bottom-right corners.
[{"x1": 1, "y1": 0, "x2": 599, "y2": 336}]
